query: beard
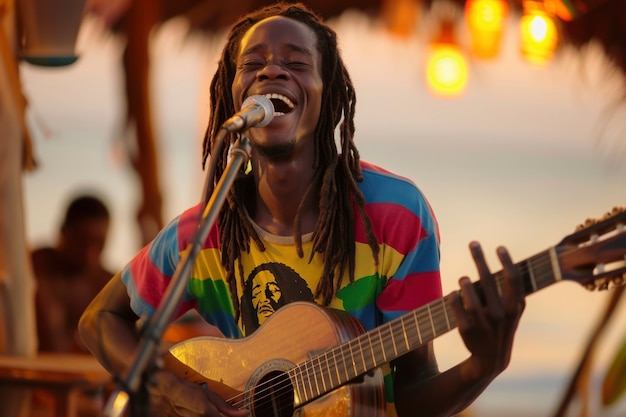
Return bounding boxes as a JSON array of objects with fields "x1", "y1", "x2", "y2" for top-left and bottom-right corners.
[{"x1": 254, "y1": 140, "x2": 296, "y2": 160}]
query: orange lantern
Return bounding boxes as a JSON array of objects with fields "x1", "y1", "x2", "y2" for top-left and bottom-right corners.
[
  {"x1": 426, "y1": 20, "x2": 468, "y2": 98},
  {"x1": 520, "y1": 1, "x2": 559, "y2": 65},
  {"x1": 465, "y1": 0, "x2": 509, "y2": 59},
  {"x1": 544, "y1": 0, "x2": 610, "y2": 21},
  {"x1": 544, "y1": 0, "x2": 578, "y2": 20},
  {"x1": 382, "y1": 0, "x2": 421, "y2": 37}
]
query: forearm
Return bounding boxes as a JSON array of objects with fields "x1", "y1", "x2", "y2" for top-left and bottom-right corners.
[
  {"x1": 394, "y1": 356, "x2": 495, "y2": 417},
  {"x1": 79, "y1": 306, "x2": 141, "y2": 375},
  {"x1": 78, "y1": 276, "x2": 142, "y2": 377}
]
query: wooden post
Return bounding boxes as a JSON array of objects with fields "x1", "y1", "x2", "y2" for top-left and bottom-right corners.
[{"x1": 0, "y1": 0, "x2": 38, "y2": 415}]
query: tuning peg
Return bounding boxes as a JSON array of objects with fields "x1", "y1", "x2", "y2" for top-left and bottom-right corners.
[
  {"x1": 604, "y1": 206, "x2": 626, "y2": 221},
  {"x1": 584, "y1": 274, "x2": 626, "y2": 292},
  {"x1": 575, "y1": 206, "x2": 626, "y2": 233},
  {"x1": 576, "y1": 220, "x2": 593, "y2": 232}
]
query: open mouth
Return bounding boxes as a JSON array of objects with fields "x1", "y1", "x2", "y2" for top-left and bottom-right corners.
[{"x1": 263, "y1": 93, "x2": 295, "y2": 116}]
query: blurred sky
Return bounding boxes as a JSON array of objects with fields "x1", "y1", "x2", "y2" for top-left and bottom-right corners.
[{"x1": 18, "y1": 9, "x2": 626, "y2": 414}]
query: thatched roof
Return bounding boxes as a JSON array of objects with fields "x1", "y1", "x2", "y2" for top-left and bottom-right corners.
[{"x1": 110, "y1": 0, "x2": 626, "y2": 87}]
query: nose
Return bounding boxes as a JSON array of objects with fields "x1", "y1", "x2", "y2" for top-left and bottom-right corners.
[{"x1": 257, "y1": 63, "x2": 289, "y2": 81}]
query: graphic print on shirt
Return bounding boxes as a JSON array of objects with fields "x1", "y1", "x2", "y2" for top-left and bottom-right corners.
[{"x1": 239, "y1": 262, "x2": 315, "y2": 335}]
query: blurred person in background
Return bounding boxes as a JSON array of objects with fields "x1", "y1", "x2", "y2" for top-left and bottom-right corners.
[
  {"x1": 31, "y1": 194, "x2": 113, "y2": 417},
  {"x1": 33, "y1": 194, "x2": 113, "y2": 353}
]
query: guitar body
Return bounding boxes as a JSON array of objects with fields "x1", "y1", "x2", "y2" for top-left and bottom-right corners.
[{"x1": 165, "y1": 302, "x2": 386, "y2": 417}]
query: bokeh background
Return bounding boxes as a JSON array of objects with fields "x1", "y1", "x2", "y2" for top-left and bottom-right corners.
[{"x1": 17, "y1": 1, "x2": 626, "y2": 416}]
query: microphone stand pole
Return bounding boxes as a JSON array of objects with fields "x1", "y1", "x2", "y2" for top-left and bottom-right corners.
[{"x1": 102, "y1": 134, "x2": 252, "y2": 417}]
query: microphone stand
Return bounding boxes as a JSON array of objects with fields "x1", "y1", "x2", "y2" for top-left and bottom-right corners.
[{"x1": 102, "y1": 133, "x2": 252, "y2": 417}]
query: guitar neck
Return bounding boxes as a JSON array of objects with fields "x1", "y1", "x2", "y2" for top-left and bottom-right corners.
[{"x1": 290, "y1": 247, "x2": 560, "y2": 404}]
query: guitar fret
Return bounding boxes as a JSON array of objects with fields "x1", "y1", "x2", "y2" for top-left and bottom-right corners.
[
  {"x1": 340, "y1": 344, "x2": 350, "y2": 382},
  {"x1": 291, "y1": 368, "x2": 304, "y2": 405},
  {"x1": 319, "y1": 351, "x2": 328, "y2": 389},
  {"x1": 417, "y1": 309, "x2": 434, "y2": 341},
  {"x1": 382, "y1": 323, "x2": 395, "y2": 362},
  {"x1": 303, "y1": 359, "x2": 314, "y2": 401},
  {"x1": 548, "y1": 248, "x2": 563, "y2": 284},
  {"x1": 390, "y1": 323, "x2": 399, "y2": 358},
  {"x1": 527, "y1": 257, "x2": 538, "y2": 292},
  {"x1": 400, "y1": 317, "x2": 410, "y2": 351},
  {"x1": 427, "y1": 304, "x2": 437, "y2": 337},
  {"x1": 325, "y1": 364, "x2": 332, "y2": 393},
  {"x1": 433, "y1": 299, "x2": 455, "y2": 336},
  {"x1": 413, "y1": 310, "x2": 423, "y2": 344},
  {"x1": 405, "y1": 312, "x2": 418, "y2": 348},
  {"x1": 347, "y1": 341, "x2": 357, "y2": 378},
  {"x1": 366, "y1": 332, "x2": 377, "y2": 369},
  {"x1": 531, "y1": 251, "x2": 557, "y2": 291},
  {"x1": 356, "y1": 336, "x2": 367, "y2": 372},
  {"x1": 311, "y1": 359, "x2": 319, "y2": 399},
  {"x1": 378, "y1": 329, "x2": 387, "y2": 363},
  {"x1": 331, "y1": 349, "x2": 340, "y2": 388},
  {"x1": 315, "y1": 354, "x2": 326, "y2": 395},
  {"x1": 309, "y1": 358, "x2": 317, "y2": 398},
  {"x1": 441, "y1": 298, "x2": 451, "y2": 331}
]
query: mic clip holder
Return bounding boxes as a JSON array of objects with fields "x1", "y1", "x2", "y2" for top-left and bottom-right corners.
[{"x1": 102, "y1": 134, "x2": 252, "y2": 417}]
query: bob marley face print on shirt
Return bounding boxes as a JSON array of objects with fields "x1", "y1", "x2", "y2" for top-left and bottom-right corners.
[{"x1": 240, "y1": 262, "x2": 314, "y2": 335}]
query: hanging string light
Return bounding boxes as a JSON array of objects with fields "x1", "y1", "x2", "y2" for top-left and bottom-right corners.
[
  {"x1": 381, "y1": 0, "x2": 421, "y2": 37},
  {"x1": 520, "y1": 0, "x2": 559, "y2": 65},
  {"x1": 543, "y1": 0, "x2": 580, "y2": 20},
  {"x1": 465, "y1": 0, "x2": 509, "y2": 59},
  {"x1": 425, "y1": 2, "x2": 468, "y2": 98}
]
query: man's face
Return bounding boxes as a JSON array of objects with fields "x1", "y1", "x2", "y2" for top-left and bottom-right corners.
[
  {"x1": 231, "y1": 16, "x2": 323, "y2": 158},
  {"x1": 251, "y1": 270, "x2": 282, "y2": 325},
  {"x1": 61, "y1": 218, "x2": 109, "y2": 270}
]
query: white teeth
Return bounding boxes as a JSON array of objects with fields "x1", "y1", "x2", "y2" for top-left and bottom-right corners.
[{"x1": 264, "y1": 93, "x2": 294, "y2": 109}]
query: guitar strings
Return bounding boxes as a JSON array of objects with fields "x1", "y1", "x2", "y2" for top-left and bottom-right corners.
[
  {"x1": 224, "y1": 251, "x2": 558, "y2": 411},
  {"x1": 224, "y1": 252, "x2": 557, "y2": 410}
]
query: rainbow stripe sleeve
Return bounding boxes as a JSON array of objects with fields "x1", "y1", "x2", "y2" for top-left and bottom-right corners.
[{"x1": 358, "y1": 161, "x2": 442, "y2": 325}]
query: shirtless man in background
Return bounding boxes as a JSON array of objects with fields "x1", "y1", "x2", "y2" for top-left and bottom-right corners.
[{"x1": 32, "y1": 194, "x2": 112, "y2": 353}]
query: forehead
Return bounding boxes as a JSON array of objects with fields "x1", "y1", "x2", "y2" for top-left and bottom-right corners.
[
  {"x1": 65, "y1": 218, "x2": 108, "y2": 237},
  {"x1": 238, "y1": 15, "x2": 319, "y2": 57}
]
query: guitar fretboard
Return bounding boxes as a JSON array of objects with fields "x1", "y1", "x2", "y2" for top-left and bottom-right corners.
[{"x1": 288, "y1": 247, "x2": 560, "y2": 405}]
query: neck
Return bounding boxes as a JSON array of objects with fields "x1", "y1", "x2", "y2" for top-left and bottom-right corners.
[{"x1": 251, "y1": 157, "x2": 319, "y2": 236}]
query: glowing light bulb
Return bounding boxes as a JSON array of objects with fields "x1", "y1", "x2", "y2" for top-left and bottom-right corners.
[
  {"x1": 426, "y1": 44, "x2": 468, "y2": 97},
  {"x1": 520, "y1": 3, "x2": 559, "y2": 65}
]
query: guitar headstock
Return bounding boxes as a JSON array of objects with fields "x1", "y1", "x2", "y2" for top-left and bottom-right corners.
[{"x1": 557, "y1": 206, "x2": 626, "y2": 291}]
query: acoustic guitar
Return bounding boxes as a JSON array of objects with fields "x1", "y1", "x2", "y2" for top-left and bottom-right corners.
[{"x1": 164, "y1": 207, "x2": 626, "y2": 417}]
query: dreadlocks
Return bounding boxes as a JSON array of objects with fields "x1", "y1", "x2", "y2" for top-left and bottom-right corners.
[{"x1": 200, "y1": 2, "x2": 380, "y2": 320}]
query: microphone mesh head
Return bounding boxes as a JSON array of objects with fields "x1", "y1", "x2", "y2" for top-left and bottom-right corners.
[{"x1": 242, "y1": 95, "x2": 275, "y2": 127}]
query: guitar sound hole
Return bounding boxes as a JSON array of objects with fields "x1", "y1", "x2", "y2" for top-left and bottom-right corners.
[{"x1": 251, "y1": 371, "x2": 294, "y2": 417}]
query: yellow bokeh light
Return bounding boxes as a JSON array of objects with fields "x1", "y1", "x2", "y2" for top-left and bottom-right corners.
[
  {"x1": 529, "y1": 15, "x2": 549, "y2": 41},
  {"x1": 520, "y1": 7, "x2": 558, "y2": 65},
  {"x1": 466, "y1": 0, "x2": 508, "y2": 31},
  {"x1": 466, "y1": 0, "x2": 509, "y2": 59},
  {"x1": 426, "y1": 44, "x2": 468, "y2": 97}
]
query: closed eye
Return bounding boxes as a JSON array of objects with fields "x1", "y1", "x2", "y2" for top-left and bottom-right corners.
[
  {"x1": 287, "y1": 62, "x2": 310, "y2": 68},
  {"x1": 239, "y1": 61, "x2": 264, "y2": 70}
]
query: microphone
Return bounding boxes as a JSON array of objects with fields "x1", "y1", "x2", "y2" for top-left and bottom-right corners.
[{"x1": 222, "y1": 95, "x2": 275, "y2": 133}]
